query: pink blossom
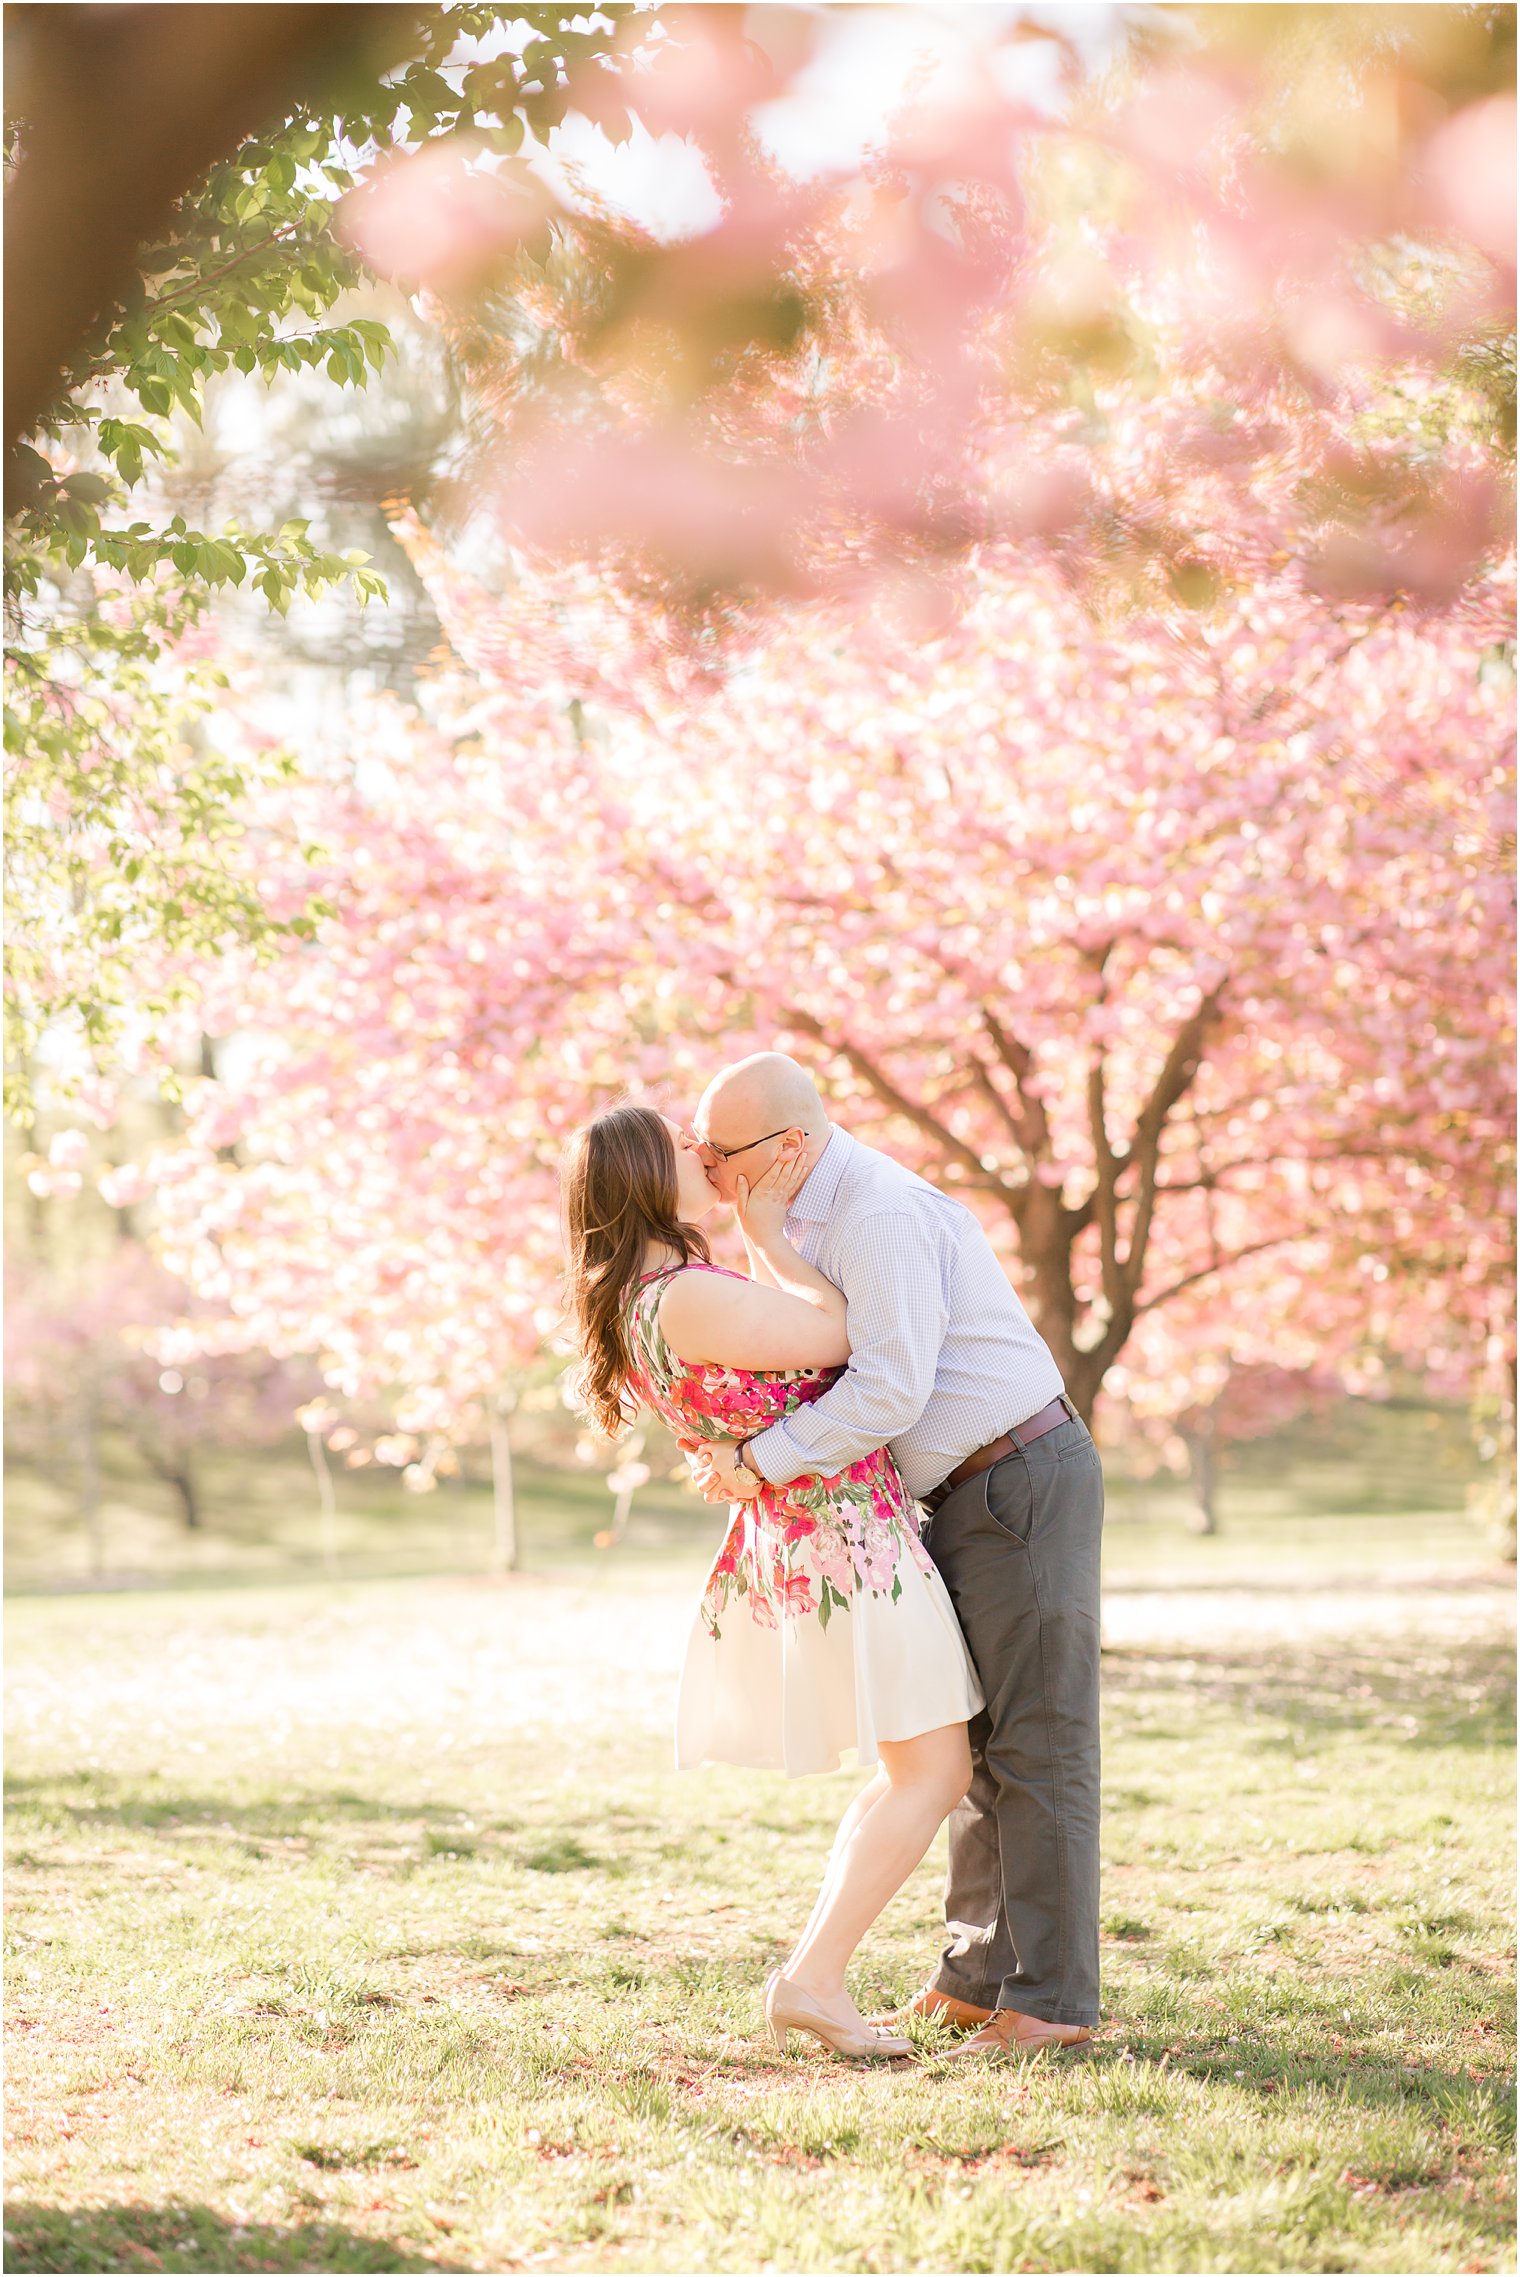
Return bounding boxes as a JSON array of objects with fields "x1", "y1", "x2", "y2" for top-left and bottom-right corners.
[{"x1": 341, "y1": 142, "x2": 547, "y2": 296}]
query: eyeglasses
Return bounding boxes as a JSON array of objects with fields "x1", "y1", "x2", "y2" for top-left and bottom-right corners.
[{"x1": 685, "y1": 1124, "x2": 794, "y2": 1163}]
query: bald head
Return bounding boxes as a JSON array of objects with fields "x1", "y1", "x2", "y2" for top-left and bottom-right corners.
[
  {"x1": 695, "y1": 1053, "x2": 830, "y2": 1202},
  {"x1": 701, "y1": 1052, "x2": 824, "y2": 1137}
]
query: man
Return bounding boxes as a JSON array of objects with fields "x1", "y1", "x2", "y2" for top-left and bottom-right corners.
[{"x1": 688, "y1": 1052, "x2": 1104, "y2": 2059}]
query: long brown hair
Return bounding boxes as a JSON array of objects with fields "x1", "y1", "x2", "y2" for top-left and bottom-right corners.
[{"x1": 561, "y1": 1102, "x2": 710, "y2": 1437}]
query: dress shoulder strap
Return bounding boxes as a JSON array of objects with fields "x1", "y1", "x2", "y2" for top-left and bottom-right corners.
[
  {"x1": 635, "y1": 1258, "x2": 738, "y2": 1290},
  {"x1": 628, "y1": 1256, "x2": 733, "y2": 1354},
  {"x1": 626, "y1": 1263, "x2": 688, "y2": 1385}
]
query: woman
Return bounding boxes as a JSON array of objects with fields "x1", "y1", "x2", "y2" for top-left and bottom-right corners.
[{"x1": 562, "y1": 1101, "x2": 983, "y2": 2062}]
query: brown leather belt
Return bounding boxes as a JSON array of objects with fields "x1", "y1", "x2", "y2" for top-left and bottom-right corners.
[{"x1": 924, "y1": 1395, "x2": 1080, "y2": 1514}]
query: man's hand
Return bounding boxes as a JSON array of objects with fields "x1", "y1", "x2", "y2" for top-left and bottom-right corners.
[{"x1": 693, "y1": 1439, "x2": 763, "y2": 1504}]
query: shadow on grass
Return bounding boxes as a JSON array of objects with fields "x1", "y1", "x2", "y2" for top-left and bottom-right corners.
[
  {"x1": 1075, "y1": 2029, "x2": 1517, "y2": 2136},
  {"x1": 0, "y1": 2200, "x2": 464, "y2": 2274},
  {"x1": 1100, "y1": 1636, "x2": 1515, "y2": 1751},
  {"x1": 2, "y1": 1774, "x2": 637, "y2": 1883},
  {"x1": 2, "y1": 1777, "x2": 487, "y2": 1832}
]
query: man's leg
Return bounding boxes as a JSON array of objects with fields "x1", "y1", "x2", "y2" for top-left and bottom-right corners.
[
  {"x1": 925, "y1": 1420, "x2": 1104, "y2": 2027},
  {"x1": 928, "y1": 1704, "x2": 1011, "y2": 2009}
]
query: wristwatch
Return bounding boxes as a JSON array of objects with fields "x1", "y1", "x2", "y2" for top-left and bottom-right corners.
[{"x1": 735, "y1": 1437, "x2": 766, "y2": 1484}]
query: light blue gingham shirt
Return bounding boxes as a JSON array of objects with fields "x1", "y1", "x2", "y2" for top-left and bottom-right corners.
[{"x1": 746, "y1": 1126, "x2": 1066, "y2": 1500}]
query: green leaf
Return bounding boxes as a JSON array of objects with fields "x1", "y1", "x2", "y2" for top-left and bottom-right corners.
[{"x1": 12, "y1": 443, "x2": 55, "y2": 487}]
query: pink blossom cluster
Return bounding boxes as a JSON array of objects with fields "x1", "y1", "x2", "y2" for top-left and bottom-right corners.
[
  {"x1": 135, "y1": 511, "x2": 1512, "y2": 1439},
  {"x1": 348, "y1": 14, "x2": 1517, "y2": 620}
]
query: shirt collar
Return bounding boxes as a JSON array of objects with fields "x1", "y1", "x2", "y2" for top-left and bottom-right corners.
[{"x1": 788, "y1": 1124, "x2": 851, "y2": 1224}]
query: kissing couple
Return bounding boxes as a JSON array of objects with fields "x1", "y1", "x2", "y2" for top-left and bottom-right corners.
[{"x1": 563, "y1": 1053, "x2": 1105, "y2": 2064}]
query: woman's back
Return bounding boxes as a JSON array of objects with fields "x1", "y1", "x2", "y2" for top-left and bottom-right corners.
[{"x1": 627, "y1": 1262, "x2": 843, "y2": 1452}]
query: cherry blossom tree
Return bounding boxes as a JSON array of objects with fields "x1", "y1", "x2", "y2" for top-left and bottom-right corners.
[
  {"x1": 138, "y1": 484, "x2": 1512, "y2": 1455},
  {"x1": 53, "y1": 10, "x2": 1510, "y2": 1468},
  {"x1": 10, "y1": 4, "x2": 1512, "y2": 1133},
  {"x1": 3, "y1": 1236, "x2": 319, "y2": 1561},
  {"x1": 1107, "y1": 1350, "x2": 1344, "y2": 1537}
]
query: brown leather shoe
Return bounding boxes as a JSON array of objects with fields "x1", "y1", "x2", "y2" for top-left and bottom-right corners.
[
  {"x1": 868, "y1": 1985, "x2": 994, "y2": 2033},
  {"x1": 941, "y1": 2008, "x2": 1094, "y2": 2061}
]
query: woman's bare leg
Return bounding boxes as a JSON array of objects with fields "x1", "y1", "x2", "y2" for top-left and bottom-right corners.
[
  {"x1": 781, "y1": 1724, "x2": 971, "y2": 2030},
  {"x1": 785, "y1": 1766, "x2": 891, "y2": 1960}
]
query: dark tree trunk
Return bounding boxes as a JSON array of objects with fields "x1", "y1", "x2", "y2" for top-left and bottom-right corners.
[
  {"x1": 78, "y1": 1376, "x2": 104, "y2": 1579},
  {"x1": 488, "y1": 1395, "x2": 519, "y2": 1574},
  {"x1": 4, "y1": 4, "x2": 415, "y2": 468},
  {"x1": 1182, "y1": 1419, "x2": 1219, "y2": 1536},
  {"x1": 304, "y1": 1426, "x2": 340, "y2": 1579},
  {"x1": 135, "y1": 1443, "x2": 204, "y2": 1530},
  {"x1": 169, "y1": 1461, "x2": 201, "y2": 1532}
]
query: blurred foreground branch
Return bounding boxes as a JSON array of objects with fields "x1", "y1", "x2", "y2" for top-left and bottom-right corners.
[{"x1": 3, "y1": 2, "x2": 414, "y2": 467}]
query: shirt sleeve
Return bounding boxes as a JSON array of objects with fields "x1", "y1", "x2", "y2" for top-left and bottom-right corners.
[{"x1": 745, "y1": 1210, "x2": 946, "y2": 1486}]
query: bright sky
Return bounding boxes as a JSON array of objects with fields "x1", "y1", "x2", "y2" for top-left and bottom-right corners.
[{"x1": 539, "y1": 3, "x2": 1131, "y2": 239}]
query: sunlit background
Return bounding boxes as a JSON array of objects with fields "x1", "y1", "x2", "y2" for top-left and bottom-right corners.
[
  {"x1": 6, "y1": 0, "x2": 1513, "y2": 1588},
  {"x1": 3, "y1": 9, "x2": 1515, "y2": 2272}
]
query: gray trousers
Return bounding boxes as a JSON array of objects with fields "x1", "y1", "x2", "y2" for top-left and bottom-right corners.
[{"x1": 922, "y1": 1415, "x2": 1104, "y2": 2026}]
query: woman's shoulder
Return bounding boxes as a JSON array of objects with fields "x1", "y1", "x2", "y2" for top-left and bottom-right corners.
[
  {"x1": 652, "y1": 1260, "x2": 743, "y2": 1302},
  {"x1": 652, "y1": 1261, "x2": 747, "y2": 1332},
  {"x1": 631, "y1": 1260, "x2": 738, "y2": 1323}
]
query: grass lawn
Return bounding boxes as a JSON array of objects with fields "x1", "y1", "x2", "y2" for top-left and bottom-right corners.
[{"x1": 4, "y1": 1472, "x2": 1515, "y2": 2274}]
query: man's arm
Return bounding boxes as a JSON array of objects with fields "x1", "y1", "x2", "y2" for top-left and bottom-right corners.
[{"x1": 744, "y1": 1210, "x2": 947, "y2": 1487}]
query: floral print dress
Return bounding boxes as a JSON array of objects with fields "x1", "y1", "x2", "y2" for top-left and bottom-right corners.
[{"x1": 628, "y1": 1263, "x2": 984, "y2": 1777}]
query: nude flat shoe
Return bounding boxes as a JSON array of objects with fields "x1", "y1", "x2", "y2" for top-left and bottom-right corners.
[{"x1": 764, "y1": 1972, "x2": 914, "y2": 2062}]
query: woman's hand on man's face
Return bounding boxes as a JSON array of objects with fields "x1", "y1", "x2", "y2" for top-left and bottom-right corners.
[{"x1": 735, "y1": 1142, "x2": 808, "y2": 1244}]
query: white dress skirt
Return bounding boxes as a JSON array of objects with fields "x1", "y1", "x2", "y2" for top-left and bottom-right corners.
[{"x1": 626, "y1": 1265, "x2": 984, "y2": 1779}]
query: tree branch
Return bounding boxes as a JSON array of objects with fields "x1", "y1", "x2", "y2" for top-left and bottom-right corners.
[
  {"x1": 1119, "y1": 983, "x2": 1226, "y2": 1298},
  {"x1": 1135, "y1": 1235, "x2": 1303, "y2": 1315},
  {"x1": 143, "y1": 226, "x2": 306, "y2": 320},
  {"x1": 783, "y1": 1007, "x2": 1012, "y2": 1199},
  {"x1": 1086, "y1": 1049, "x2": 1130, "y2": 1321},
  {"x1": 981, "y1": 1007, "x2": 1052, "y2": 1158},
  {"x1": 967, "y1": 1054, "x2": 1028, "y2": 1152}
]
